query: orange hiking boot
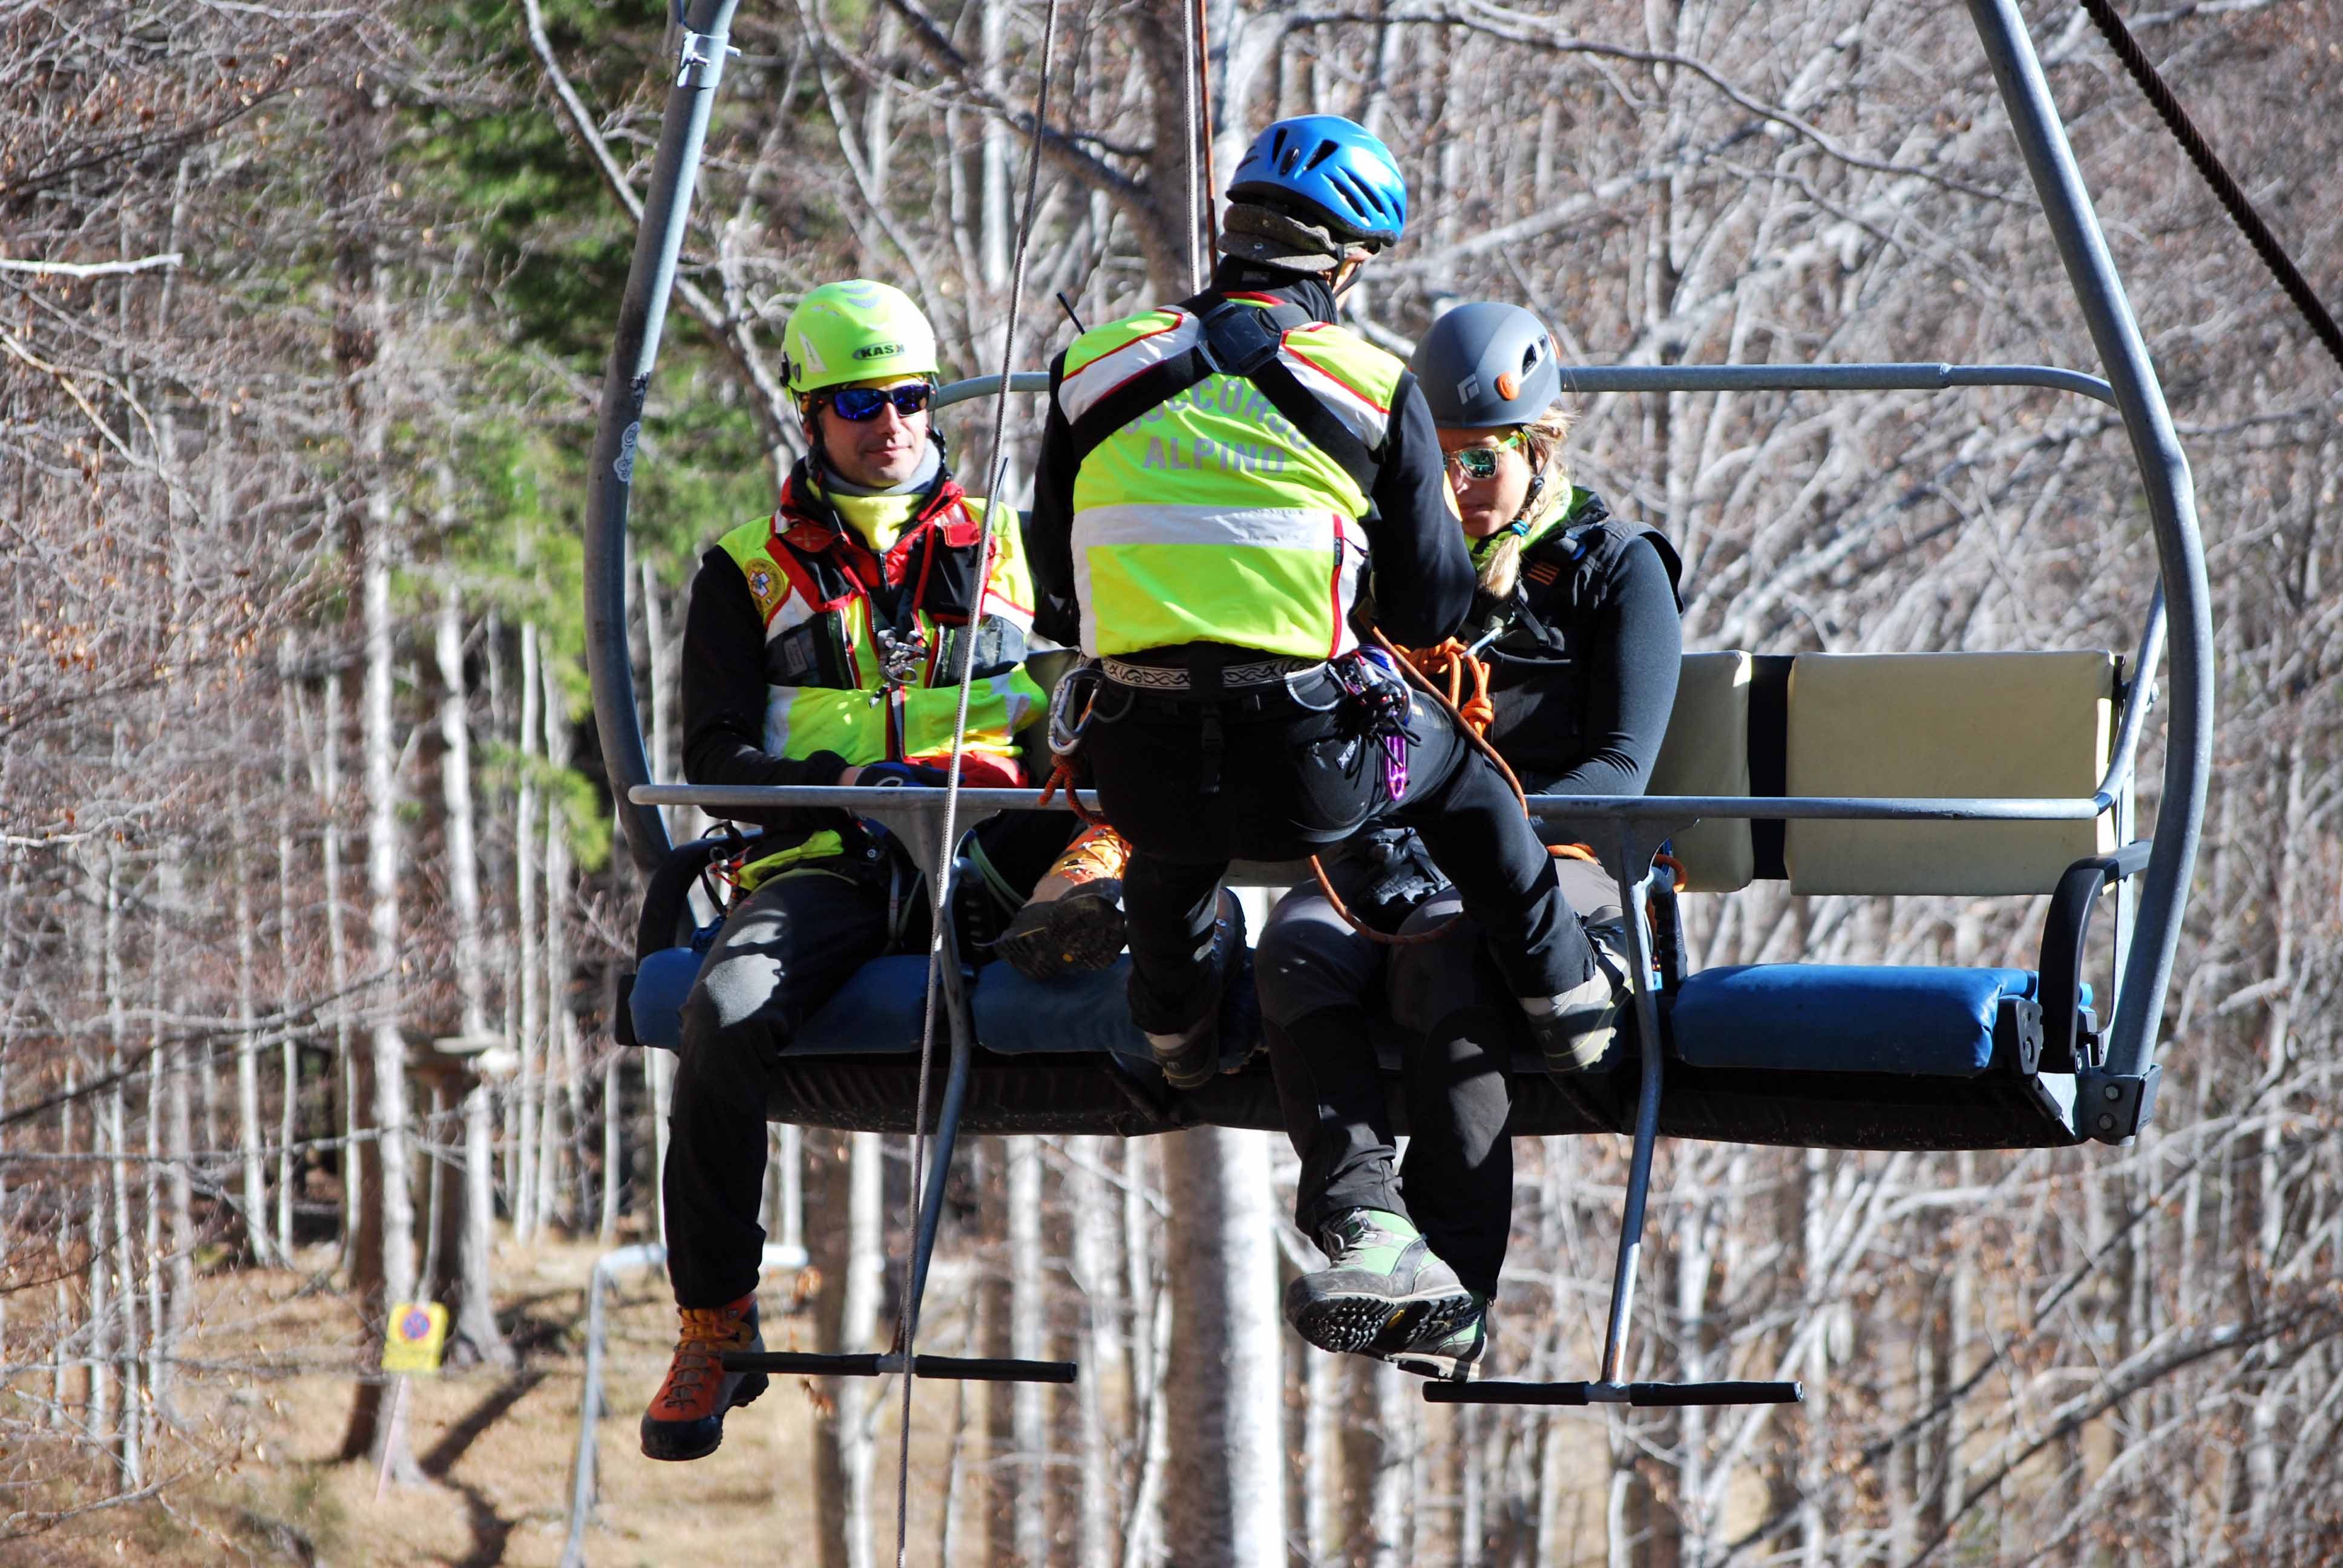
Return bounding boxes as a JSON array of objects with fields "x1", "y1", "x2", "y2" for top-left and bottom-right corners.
[
  {"x1": 639, "y1": 1293, "x2": 767, "y2": 1462},
  {"x1": 994, "y1": 823, "x2": 1131, "y2": 981}
]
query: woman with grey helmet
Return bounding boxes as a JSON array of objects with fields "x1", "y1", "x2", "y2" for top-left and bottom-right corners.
[{"x1": 1258, "y1": 301, "x2": 1683, "y2": 1381}]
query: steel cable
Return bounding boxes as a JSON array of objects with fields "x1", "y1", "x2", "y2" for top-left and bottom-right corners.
[
  {"x1": 890, "y1": 0, "x2": 1063, "y2": 1559},
  {"x1": 2081, "y1": 0, "x2": 2343, "y2": 374}
]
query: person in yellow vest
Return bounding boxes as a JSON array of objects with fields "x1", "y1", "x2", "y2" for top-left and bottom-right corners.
[
  {"x1": 641, "y1": 279, "x2": 1064, "y2": 1462},
  {"x1": 1025, "y1": 122, "x2": 1623, "y2": 1258}
]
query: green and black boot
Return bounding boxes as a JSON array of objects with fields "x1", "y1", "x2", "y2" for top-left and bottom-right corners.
[
  {"x1": 1283, "y1": 1208, "x2": 1483, "y2": 1366},
  {"x1": 1384, "y1": 1299, "x2": 1490, "y2": 1382}
]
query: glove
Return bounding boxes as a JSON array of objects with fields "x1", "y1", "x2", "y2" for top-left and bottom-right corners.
[{"x1": 857, "y1": 760, "x2": 951, "y2": 788}]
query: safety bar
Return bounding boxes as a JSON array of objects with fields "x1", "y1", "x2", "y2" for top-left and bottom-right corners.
[
  {"x1": 934, "y1": 371, "x2": 1050, "y2": 408},
  {"x1": 1556, "y1": 362, "x2": 2113, "y2": 406},
  {"x1": 628, "y1": 783, "x2": 2113, "y2": 823},
  {"x1": 933, "y1": 363, "x2": 2120, "y2": 412},
  {"x1": 720, "y1": 1350, "x2": 1077, "y2": 1383},
  {"x1": 1426, "y1": 1379, "x2": 1804, "y2": 1408}
]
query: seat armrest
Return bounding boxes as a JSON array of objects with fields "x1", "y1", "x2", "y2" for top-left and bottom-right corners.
[
  {"x1": 2036, "y1": 840, "x2": 2153, "y2": 1070},
  {"x1": 635, "y1": 829, "x2": 759, "y2": 963}
]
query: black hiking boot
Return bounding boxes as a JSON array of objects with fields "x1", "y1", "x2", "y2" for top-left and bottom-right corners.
[
  {"x1": 1144, "y1": 888, "x2": 1246, "y2": 1089},
  {"x1": 1520, "y1": 926, "x2": 1630, "y2": 1075}
]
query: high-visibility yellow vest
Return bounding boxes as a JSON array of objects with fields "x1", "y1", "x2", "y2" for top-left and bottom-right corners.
[
  {"x1": 1058, "y1": 296, "x2": 1407, "y2": 661},
  {"x1": 715, "y1": 471, "x2": 1045, "y2": 790}
]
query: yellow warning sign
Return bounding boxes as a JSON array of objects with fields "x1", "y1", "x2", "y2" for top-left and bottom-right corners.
[{"x1": 382, "y1": 1301, "x2": 449, "y2": 1376}]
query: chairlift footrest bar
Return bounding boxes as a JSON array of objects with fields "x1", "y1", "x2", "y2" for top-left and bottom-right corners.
[
  {"x1": 1425, "y1": 1379, "x2": 1804, "y2": 1407},
  {"x1": 721, "y1": 1351, "x2": 1078, "y2": 1384}
]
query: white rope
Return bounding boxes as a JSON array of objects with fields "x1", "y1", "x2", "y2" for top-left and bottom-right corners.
[
  {"x1": 1181, "y1": 0, "x2": 1203, "y2": 290},
  {"x1": 890, "y1": 0, "x2": 1063, "y2": 1558}
]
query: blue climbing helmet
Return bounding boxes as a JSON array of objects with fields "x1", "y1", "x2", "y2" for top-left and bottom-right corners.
[{"x1": 1225, "y1": 114, "x2": 1408, "y2": 254}]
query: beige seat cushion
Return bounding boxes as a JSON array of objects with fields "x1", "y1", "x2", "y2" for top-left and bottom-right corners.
[
  {"x1": 1784, "y1": 652, "x2": 2114, "y2": 896},
  {"x1": 1649, "y1": 652, "x2": 1755, "y2": 892}
]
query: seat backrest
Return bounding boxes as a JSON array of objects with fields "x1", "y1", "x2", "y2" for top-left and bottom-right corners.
[
  {"x1": 1784, "y1": 651, "x2": 2115, "y2": 895},
  {"x1": 1650, "y1": 651, "x2": 1755, "y2": 891}
]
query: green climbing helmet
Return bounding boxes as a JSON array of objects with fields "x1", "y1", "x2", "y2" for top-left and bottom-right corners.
[{"x1": 781, "y1": 279, "x2": 940, "y2": 398}]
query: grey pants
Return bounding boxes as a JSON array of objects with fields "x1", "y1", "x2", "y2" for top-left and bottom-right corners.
[{"x1": 1256, "y1": 853, "x2": 1622, "y2": 1295}]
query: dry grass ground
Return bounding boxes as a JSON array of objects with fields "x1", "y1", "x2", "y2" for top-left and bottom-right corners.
[
  {"x1": 17, "y1": 1239, "x2": 834, "y2": 1566},
  {"x1": 17, "y1": 1235, "x2": 1665, "y2": 1566}
]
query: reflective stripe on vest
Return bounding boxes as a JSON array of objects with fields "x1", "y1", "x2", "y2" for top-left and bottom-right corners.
[{"x1": 1060, "y1": 303, "x2": 1404, "y2": 659}]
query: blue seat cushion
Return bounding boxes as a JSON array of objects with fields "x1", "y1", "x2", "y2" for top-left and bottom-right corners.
[
  {"x1": 793, "y1": 955, "x2": 939, "y2": 1055},
  {"x1": 973, "y1": 958, "x2": 1155, "y2": 1062},
  {"x1": 1670, "y1": 965, "x2": 2039, "y2": 1077},
  {"x1": 629, "y1": 946, "x2": 708, "y2": 1051}
]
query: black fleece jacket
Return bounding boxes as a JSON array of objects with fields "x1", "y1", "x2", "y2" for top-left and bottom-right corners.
[
  {"x1": 1025, "y1": 261, "x2": 1475, "y2": 653},
  {"x1": 1480, "y1": 493, "x2": 1683, "y2": 839}
]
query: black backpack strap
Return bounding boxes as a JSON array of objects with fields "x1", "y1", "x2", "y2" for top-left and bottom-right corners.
[
  {"x1": 1064, "y1": 295, "x2": 1384, "y2": 496},
  {"x1": 1068, "y1": 342, "x2": 1217, "y2": 465},
  {"x1": 1194, "y1": 297, "x2": 1381, "y2": 497}
]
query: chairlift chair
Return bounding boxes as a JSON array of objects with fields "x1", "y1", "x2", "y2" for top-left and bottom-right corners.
[{"x1": 583, "y1": 0, "x2": 2208, "y2": 1412}]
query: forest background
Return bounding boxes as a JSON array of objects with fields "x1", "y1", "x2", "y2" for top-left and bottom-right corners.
[{"x1": 6, "y1": 0, "x2": 2342, "y2": 1563}]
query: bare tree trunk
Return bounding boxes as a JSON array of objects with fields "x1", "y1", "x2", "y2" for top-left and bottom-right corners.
[
  {"x1": 1305, "y1": 1332, "x2": 1342, "y2": 1563},
  {"x1": 101, "y1": 844, "x2": 142, "y2": 1483},
  {"x1": 541, "y1": 650, "x2": 580, "y2": 1234},
  {"x1": 813, "y1": 1131, "x2": 885, "y2": 1568},
  {"x1": 278, "y1": 638, "x2": 301, "y2": 1255},
  {"x1": 343, "y1": 250, "x2": 421, "y2": 1475},
  {"x1": 1119, "y1": 1140, "x2": 1167, "y2": 1568},
  {"x1": 1007, "y1": 1137, "x2": 1049, "y2": 1564},
  {"x1": 514, "y1": 622, "x2": 543, "y2": 1240},
  {"x1": 1068, "y1": 1138, "x2": 1121, "y2": 1568},
  {"x1": 232, "y1": 764, "x2": 277, "y2": 1266},
  {"x1": 600, "y1": 1051, "x2": 621, "y2": 1243},
  {"x1": 323, "y1": 667, "x2": 361, "y2": 1261},
  {"x1": 1161, "y1": 1127, "x2": 1285, "y2": 1564},
  {"x1": 436, "y1": 587, "x2": 511, "y2": 1364}
]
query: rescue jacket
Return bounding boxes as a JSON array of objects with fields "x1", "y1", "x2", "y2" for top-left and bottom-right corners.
[
  {"x1": 682, "y1": 459, "x2": 1047, "y2": 870},
  {"x1": 1041, "y1": 287, "x2": 1453, "y2": 662},
  {"x1": 1473, "y1": 488, "x2": 1684, "y2": 799}
]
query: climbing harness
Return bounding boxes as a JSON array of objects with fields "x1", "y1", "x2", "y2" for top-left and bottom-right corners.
[
  {"x1": 1036, "y1": 661, "x2": 1112, "y2": 827},
  {"x1": 868, "y1": 626, "x2": 931, "y2": 707},
  {"x1": 1327, "y1": 649, "x2": 1419, "y2": 803}
]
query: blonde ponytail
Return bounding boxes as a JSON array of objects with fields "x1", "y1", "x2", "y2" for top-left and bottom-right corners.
[{"x1": 1476, "y1": 403, "x2": 1578, "y2": 602}]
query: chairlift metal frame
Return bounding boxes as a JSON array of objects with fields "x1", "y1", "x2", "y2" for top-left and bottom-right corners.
[{"x1": 582, "y1": 0, "x2": 2209, "y2": 1410}]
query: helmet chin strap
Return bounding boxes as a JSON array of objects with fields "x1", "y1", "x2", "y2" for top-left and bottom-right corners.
[{"x1": 1499, "y1": 448, "x2": 1563, "y2": 536}]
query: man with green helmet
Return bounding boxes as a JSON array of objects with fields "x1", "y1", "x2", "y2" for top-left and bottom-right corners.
[
  {"x1": 1024, "y1": 119, "x2": 1623, "y2": 1283},
  {"x1": 640, "y1": 278, "x2": 1066, "y2": 1462}
]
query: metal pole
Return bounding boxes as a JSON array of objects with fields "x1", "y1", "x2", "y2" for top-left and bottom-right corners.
[
  {"x1": 906, "y1": 923, "x2": 978, "y2": 1318},
  {"x1": 1556, "y1": 361, "x2": 2114, "y2": 405},
  {"x1": 585, "y1": 0, "x2": 742, "y2": 875},
  {"x1": 1596, "y1": 841, "x2": 1671, "y2": 1388},
  {"x1": 1966, "y1": 0, "x2": 2213, "y2": 1080}
]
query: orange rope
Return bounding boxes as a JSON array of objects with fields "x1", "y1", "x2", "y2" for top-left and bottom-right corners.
[{"x1": 1035, "y1": 757, "x2": 1104, "y2": 827}]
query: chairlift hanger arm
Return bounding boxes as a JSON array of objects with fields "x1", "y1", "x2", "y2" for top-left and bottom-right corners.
[
  {"x1": 587, "y1": 0, "x2": 744, "y2": 877},
  {"x1": 628, "y1": 782, "x2": 2112, "y2": 823}
]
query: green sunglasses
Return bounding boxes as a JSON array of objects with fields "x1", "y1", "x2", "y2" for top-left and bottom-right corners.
[
  {"x1": 825, "y1": 381, "x2": 936, "y2": 421},
  {"x1": 1445, "y1": 428, "x2": 1530, "y2": 482}
]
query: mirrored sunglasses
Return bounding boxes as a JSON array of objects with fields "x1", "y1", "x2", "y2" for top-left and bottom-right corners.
[
  {"x1": 1446, "y1": 428, "x2": 1529, "y2": 482},
  {"x1": 826, "y1": 382, "x2": 935, "y2": 422}
]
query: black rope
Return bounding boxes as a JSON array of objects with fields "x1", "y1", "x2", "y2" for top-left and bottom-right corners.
[{"x1": 2080, "y1": 0, "x2": 2343, "y2": 374}]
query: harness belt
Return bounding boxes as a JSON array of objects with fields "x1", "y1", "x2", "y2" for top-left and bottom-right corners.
[{"x1": 1099, "y1": 654, "x2": 1322, "y2": 691}]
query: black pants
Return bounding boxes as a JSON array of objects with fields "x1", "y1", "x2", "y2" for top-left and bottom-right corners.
[
  {"x1": 1084, "y1": 664, "x2": 1591, "y2": 1036},
  {"x1": 1256, "y1": 854, "x2": 1621, "y2": 1298},
  {"x1": 663, "y1": 813, "x2": 1069, "y2": 1309}
]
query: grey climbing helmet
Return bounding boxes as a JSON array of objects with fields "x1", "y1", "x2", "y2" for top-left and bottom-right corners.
[{"x1": 1410, "y1": 302, "x2": 1561, "y2": 428}]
